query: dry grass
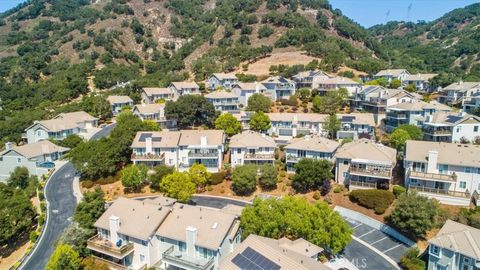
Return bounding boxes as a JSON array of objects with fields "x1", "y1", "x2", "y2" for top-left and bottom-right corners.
[{"x1": 244, "y1": 50, "x2": 321, "y2": 76}]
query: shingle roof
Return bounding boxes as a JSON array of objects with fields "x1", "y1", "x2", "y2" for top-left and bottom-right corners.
[
  {"x1": 55, "y1": 111, "x2": 98, "y2": 122},
  {"x1": 133, "y1": 104, "x2": 164, "y2": 114},
  {"x1": 205, "y1": 90, "x2": 239, "y2": 99},
  {"x1": 211, "y1": 73, "x2": 238, "y2": 80},
  {"x1": 429, "y1": 220, "x2": 480, "y2": 260},
  {"x1": 1, "y1": 140, "x2": 69, "y2": 158},
  {"x1": 404, "y1": 73, "x2": 438, "y2": 82},
  {"x1": 142, "y1": 87, "x2": 173, "y2": 96},
  {"x1": 426, "y1": 112, "x2": 480, "y2": 125},
  {"x1": 229, "y1": 131, "x2": 276, "y2": 148},
  {"x1": 170, "y1": 81, "x2": 199, "y2": 89},
  {"x1": 261, "y1": 76, "x2": 294, "y2": 84},
  {"x1": 443, "y1": 82, "x2": 480, "y2": 93},
  {"x1": 219, "y1": 234, "x2": 329, "y2": 270},
  {"x1": 335, "y1": 138, "x2": 397, "y2": 164},
  {"x1": 233, "y1": 82, "x2": 267, "y2": 91},
  {"x1": 405, "y1": 140, "x2": 480, "y2": 168},
  {"x1": 28, "y1": 111, "x2": 97, "y2": 132},
  {"x1": 374, "y1": 69, "x2": 409, "y2": 77},
  {"x1": 156, "y1": 204, "x2": 239, "y2": 250},
  {"x1": 178, "y1": 130, "x2": 225, "y2": 146},
  {"x1": 292, "y1": 70, "x2": 331, "y2": 79},
  {"x1": 131, "y1": 131, "x2": 181, "y2": 148},
  {"x1": 388, "y1": 100, "x2": 452, "y2": 112},
  {"x1": 267, "y1": 113, "x2": 328, "y2": 123},
  {"x1": 337, "y1": 113, "x2": 376, "y2": 126},
  {"x1": 319, "y1": 76, "x2": 360, "y2": 85},
  {"x1": 285, "y1": 136, "x2": 340, "y2": 153},
  {"x1": 107, "y1": 95, "x2": 133, "y2": 104}
]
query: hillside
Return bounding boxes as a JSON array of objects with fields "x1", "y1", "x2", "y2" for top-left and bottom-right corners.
[{"x1": 369, "y1": 3, "x2": 480, "y2": 84}]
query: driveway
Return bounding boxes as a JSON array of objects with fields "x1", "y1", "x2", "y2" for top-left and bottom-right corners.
[{"x1": 19, "y1": 124, "x2": 116, "y2": 270}]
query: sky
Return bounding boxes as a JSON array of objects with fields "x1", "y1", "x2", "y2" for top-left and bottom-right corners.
[{"x1": 0, "y1": 0, "x2": 478, "y2": 27}]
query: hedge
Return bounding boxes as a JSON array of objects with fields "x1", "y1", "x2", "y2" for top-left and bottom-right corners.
[
  {"x1": 393, "y1": 185, "x2": 406, "y2": 198},
  {"x1": 210, "y1": 171, "x2": 226, "y2": 185},
  {"x1": 349, "y1": 189, "x2": 395, "y2": 214}
]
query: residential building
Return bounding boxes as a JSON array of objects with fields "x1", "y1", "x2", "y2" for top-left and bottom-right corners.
[
  {"x1": 427, "y1": 220, "x2": 480, "y2": 270},
  {"x1": 0, "y1": 141, "x2": 68, "y2": 181},
  {"x1": 385, "y1": 100, "x2": 452, "y2": 132},
  {"x1": 317, "y1": 76, "x2": 362, "y2": 97},
  {"x1": 335, "y1": 139, "x2": 397, "y2": 190},
  {"x1": 220, "y1": 234, "x2": 329, "y2": 270},
  {"x1": 352, "y1": 86, "x2": 419, "y2": 114},
  {"x1": 107, "y1": 95, "x2": 134, "y2": 115},
  {"x1": 169, "y1": 82, "x2": 200, "y2": 98},
  {"x1": 438, "y1": 81, "x2": 480, "y2": 105},
  {"x1": 285, "y1": 136, "x2": 340, "y2": 172},
  {"x1": 205, "y1": 91, "x2": 240, "y2": 113},
  {"x1": 132, "y1": 104, "x2": 177, "y2": 130},
  {"x1": 231, "y1": 82, "x2": 267, "y2": 106},
  {"x1": 403, "y1": 73, "x2": 438, "y2": 92},
  {"x1": 131, "y1": 130, "x2": 225, "y2": 172},
  {"x1": 267, "y1": 113, "x2": 328, "y2": 140},
  {"x1": 422, "y1": 112, "x2": 480, "y2": 143},
  {"x1": 336, "y1": 113, "x2": 376, "y2": 140},
  {"x1": 141, "y1": 87, "x2": 175, "y2": 104},
  {"x1": 261, "y1": 76, "x2": 296, "y2": 100},
  {"x1": 462, "y1": 91, "x2": 480, "y2": 114},
  {"x1": 373, "y1": 69, "x2": 410, "y2": 83},
  {"x1": 88, "y1": 196, "x2": 242, "y2": 270},
  {"x1": 24, "y1": 111, "x2": 98, "y2": 143},
  {"x1": 229, "y1": 131, "x2": 276, "y2": 167},
  {"x1": 207, "y1": 73, "x2": 239, "y2": 90},
  {"x1": 291, "y1": 70, "x2": 332, "y2": 89},
  {"x1": 404, "y1": 140, "x2": 480, "y2": 206}
]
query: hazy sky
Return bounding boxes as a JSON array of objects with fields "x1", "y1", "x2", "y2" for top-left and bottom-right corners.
[{"x1": 0, "y1": 0, "x2": 478, "y2": 28}]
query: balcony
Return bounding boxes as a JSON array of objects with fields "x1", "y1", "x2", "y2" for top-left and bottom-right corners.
[
  {"x1": 422, "y1": 128, "x2": 452, "y2": 136},
  {"x1": 244, "y1": 153, "x2": 275, "y2": 160},
  {"x1": 408, "y1": 185, "x2": 470, "y2": 198},
  {"x1": 408, "y1": 171, "x2": 456, "y2": 182},
  {"x1": 349, "y1": 166, "x2": 392, "y2": 179},
  {"x1": 162, "y1": 246, "x2": 215, "y2": 270},
  {"x1": 349, "y1": 180, "x2": 378, "y2": 189},
  {"x1": 87, "y1": 235, "x2": 134, "y2": 259},
  {"x1": 188, "y1": 151, "x2": 219, "y2": 158},
  {"x1": 131, "y1": 152, "x2": 165, "y2": 161}
]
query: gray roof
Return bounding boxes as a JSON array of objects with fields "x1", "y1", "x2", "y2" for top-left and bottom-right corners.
[
  {"x1": 142, "y1": 87, "x2": 173, "y2": 96},
  {"x1": 374, "y1": 69, "x2": 409, "y2": 77},
  {"x1": 404, "y1": 73, "x2": 438, "y2": 82},
  {"x1": 211, "y1": 73, "x2": 238, "y2": 80},
  {"x1": 425, "y1": 112, "x2": 480, "y2": 126},
  {"x1": 28, "y1": 111, "x2": 97, "y2": 132},
  {"x1": 285, "y1": 136, "x2": 340, "y2": 153},
  {"x1": 219, "y1": 234, "x2": 329, "y2": 270},
  {"x1": 133, "y1": 104, "x2": 164, "y2": 115},
  {"x1": 229, "y1": 131, "x2": 276, "y2": 148},
  {"x1": 261, "y1": 76, "x2": 294, "y2": 85},
  {"x1": 107, "y1": 95, "x2": 133, "y2": 104},
  {"x1": 178, "y1": 130, "x2": 225, "y2": 146},
  {"x1": 205, "y1": 90, "x2": 239, "y2": 99},
  {"x1": 335, "y1": 138, "x2": 397, "y2": 164},
  {"x1": 429, "y1": 220, "x2": 480, "y2": 260},
  {"x1": 1, "y1": 140, "x2": 69, "y2": 158},
  {"x1": 292, "y1": 70, "x2": 331, "y2": 79},
  {"x1": 319, "y1": 76, "x2": 360, "y2": 85},
  {"x1": 267, "y1": 113, "x2": 328, "y2": 123},
  {"x1": 443, "y1": 82, "x2": 480, "y2": 93},
  {"x1": 388, "y1": 100, "x2": 452, "y2": 112},
  {"x1": 233, "y1": 82, "x2": 267, "y2": 91},
  {"x1": 170, "y1": 81, "x2": 199, "y2": 89},
  {"x1": 405, "y1": 140, "x2": 480, "y2": 168}
]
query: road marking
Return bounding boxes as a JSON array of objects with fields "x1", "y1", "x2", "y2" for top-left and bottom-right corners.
[
  {"x1": 358, "y1": 228, "x2": 376, "y2": 238},
  {"x1": 353, "y1": 223, "x2": 362, "y2": 229},
  {"x1": 52, "y1": 209, "x2": 59, "y2": 214},
  {"x1": 383, "y1": 244, "x2": 402, "y2": 253},
  {"x1": 370, "y1": 236, "x2": 388, "y2": 245},
  {"x1": 352, "y1": 236, "x2": 401, "y2": 270}
]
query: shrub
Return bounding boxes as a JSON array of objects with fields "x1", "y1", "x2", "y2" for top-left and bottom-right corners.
[
  {"x1": 333, "y1": 186, "x2": 344, "y2": 193},
  {"x1": 82, "y1": 180, "x2": 94, "y2": 189},
  {"x1": 349, "y1": 189, "x2": 395, "y2": 214},
  {"x1": 29, "y1": 231, "x2": 39, "y2": 242},
  {"x1": 38, "y1": 191, "x2": 45, "y2": 201},
  {"x1": 393, "y1": 185, "x2": 406, "y2": 198},
  {"x1": 280, "y1": 98, "x2": 297, "y2": 106},
  {"x1": 39, "y1": 214, "x2": 46, "y2": 225},
  {"x1": 206, "y1": 186, "x2": 213, "y2": 191},
  {"x1": 400, "y1": 248, "x2": 426, "y2": 270},
  {"x1": 313, "y1": 191, "x2": 321, "y2": 200},
  {"x1": 210, "y1": 171, "x2": 226, "y2": 185}
]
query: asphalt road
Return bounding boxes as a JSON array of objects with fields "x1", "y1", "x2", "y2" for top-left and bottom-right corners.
[{"x1": 20, "y1": 124, "x2": 115, "y2": 270}]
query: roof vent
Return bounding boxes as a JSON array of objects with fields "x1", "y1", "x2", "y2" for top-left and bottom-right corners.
[{"x1": 212, "y1": 222, "x2": 218, "y2": 229}]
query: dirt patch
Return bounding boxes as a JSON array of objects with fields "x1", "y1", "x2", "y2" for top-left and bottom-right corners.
[
  {"x1": 244, "y1": 50, "x2": 321, "y2": 76},
  {"x1": 0, "y1": 233, "x2": 30, "y2": 270}
]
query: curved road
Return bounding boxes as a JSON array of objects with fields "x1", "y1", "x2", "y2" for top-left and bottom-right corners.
[{"x1": 20, "y1": 123, "x2": 116, "y2": 270}]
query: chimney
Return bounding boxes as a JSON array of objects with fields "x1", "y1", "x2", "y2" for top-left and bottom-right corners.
[
  {"x1": 427, "y1": 150, "x2": 439, "y2": 173},
  {"x1": 145, "y1": 136, "x2": 153, "y2": 154},
  {"x1": 255, "y1": 82, "x2": 259, "y2": 93},
  {"x1": 109, "y1": 215, "x2": 120, "y2": 245},
  {"x1": 5, "y1": 142, "x2": 13, "y2": 151},
  {"x1": 186, "y1": 226, "x2": 197, "y2": 257},
  {"x1": 200, "y1": 136, "x2": 207, "y2": 146}
]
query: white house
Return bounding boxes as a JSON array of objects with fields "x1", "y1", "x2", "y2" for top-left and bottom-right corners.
[
  {"x1": 463, "y1": 91, "x2": 480, "y2": 114},
  {"x1": 285, "y1": 135, "x2": 340, "y2": 173},
  {"x1": 132, "y1": 104, "x2": 177, "y2": 130},
  {"x1": 260, "y1": 76, "x2": 296, "y2": 100},
  {"x1": 207, "y1": 73, "x2": 239, "y2": 90},
  {"x1": 0, "y1": 141, "x2": 69, "y2": 181},
  {"x1": 205, "y1": 90, "x2": 240, "y2": 112},
  {"x1": 229, "y1": 131, "x2": 276, "y2": 168},
  {"x1": 373, "y1": 69, "x2": 410, "y2": 83},
  {"x1": 24, "y1": 111, "x2": 98, "y2": 143},
  {"x1": 404, "y1": 140, "x2": 480, "y2": 206},
  {"x1": 141, "y1": 87, "x2": 175, "y2": 104},
  {"x1": 291, "y1": 70, "x2": 332, "y2": 89},
  {"x1": 427, "y1": 220, "x2": 480, "y2": 270},
  {"x1": 267, "y1": 113, "x2": 328, "y2": 141},
  {"x1": 402, "y1": 73, "x2": 438, "y2": 92},
  {"x1": 352, "y1": 86, "x2": 420, "y2": 114},
  {"x1": 169, "y1": 82, "x2": 200, "y2": 98},
  {"x1": 317, "y1": 76, "x2": 362, "y2": 97},
  {"x1": 231, "y1": 82, "x2": 267, "y2": 106},
  {"x1": 107, "y1": 95, "x2": 134, "y2": 115},
  {"x1": 422, "y1": 112, "x2": 480, "y2": 143},
  {"x1": 438, "y1": 81, "x2": 480, "y2": 105}
]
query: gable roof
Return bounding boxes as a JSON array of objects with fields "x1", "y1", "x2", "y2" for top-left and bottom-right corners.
[
  {"x1": 142, "y1": 87, "x2": 173, "y2": 96},
  {"x1": 374, "y1": 69, "x2": 409, "y2": 77},
  {"x1": 229, "y1": 131, "x2": 276, "y2": 148},
  {"x1": 405, "y1": 140, "x2": 480, "y2": 168},
  {"x1": 107, "y1": 95, "x2": 133, "y2": 104},
  {"x1": 55, "y1": 111, "x2": 97, "y2": 122},
  {"x1": 211, "y1": 73, "x2": 238, "y2": 80},
  {"x1": 267, "y1": 113, "x2": 328, "y2": 123},
  {"x1": 335, "y1": 138, "x2": 397, "y2": 164},
  {"x1": 285, "y1": 136, "x2": 340, "y2": 153},
  {"x1": 261, "y1": 76, "x2": 294, "y2": 84},
  {"x1": 178, "y1": 130, "x2": 225, "y2": 146},
  {"x1": 388, "y1": 100, "x2": 452, "y2": 112},
  {"x1": 429, "y1": 220, "x2": 480, "y2": 260},
  {"x1": 338, "y1": 113, "x2": 376, "y2": 126},
  {"x1": 443, "y1": 82, "x2": 480, "y2": 93},
  {"x1": 131, "y1": 131, "x2": 181, "y2": 148},
  {"x1": 133, "y1": 104, "x2": 164, "y2": 115},
  {"x1": 425, "y1": 112, "x2": 480, "y2": 126},
  {"x1": 233, "y1": 82, "x2": 267, "y2": 91},
  {"x1": 205, "y1": 90, "x2": 239, "y2": 99},
  {"x1": 292, "y1": 70, "x2": 331, "y2": 79},
  {"x1": 170, "y1": 81, "x2": 199, "y2": 89},
  {"x1": 404, "y1": 73, "x2": 438, "y2": 82},
  {"x1": 1, "y1": 140, "x2": 69, "y2": 158},
  {"x1": 319, "y1": 76, "x2": 360, "y2": 85}
]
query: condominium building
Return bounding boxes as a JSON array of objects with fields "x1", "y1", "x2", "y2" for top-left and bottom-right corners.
[
  {"x1": 205, "y1": 91, "x2": 240, "y2": 113},
  {"x1": 231, "y1": 82, "x2": 267, "y2": 106},
  {"x1": 261, "y1": 76, "x2": 296, "y2": 100},
  {"x1": 352, "y1": 86, "x2": 419, "y2": 114},
  {"x1": 402, "y1": 73, "x2": 438, "y2": 92},
  {"x1": 422, "y1": 112, "x2": 480, "y2": 143},
  {"x1": 107, "y1": 95, "x2": 134, "y2": 115},
  {"x1": 207, "y1": 73, "x2": 239, "y2": 90},
  {"x1": 229, "y1": 131, "x2": 276, "y2": 167},
  {"x1": 169, "y1": 82, "x2": 200, "y2": 98},
  {"x1": 88, "y1": 197, "x2": 241, "y2": 270},
  {"x1": 141, "y1": 87, "x2": 175, "y2": 104},
  {"x1": 335, "y1": 139, "x2": 397, "y2": 190},
  {"x1": 373, "y1": 69, "x2": 410, "y2": 83},
  {"x1": 427, "y1": 220, "x2": 480, "y2": 270},
  {"x1": 291, "y1": 70, "x2": 332, "y2": 89},
  {"x1": 336, "y1": 113, "x2": 376, "y2": 140},
  {"x1": 0, "y1": 141, "x2": 69, "y2": 181},
  {"x1": 285, "y1": 135, "x2": 340, "y2": 172},
  {"x1": 438, "y1": 81, "x2": 480, "y2": 105},
  {"x1": 132, "y1": 104, "x2": 177, "y2": 130},
  {"x1": 24, "y1": 111, "x2": 98, "y2": 143},
  {"x1": 404, "y1": 140, "x2": 480, "y2": 206},
  {"x1": 462, "y1": 91, "x2": 480, "y2": 114},
  {"x1": 317, "y1": 76, "x2": 361, "y2": 97},
  {"x1": 267, "y1": 113, "x2": 328, "y2": 139}
]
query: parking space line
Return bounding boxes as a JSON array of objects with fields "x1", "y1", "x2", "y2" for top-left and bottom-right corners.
[
  {"x1": 358, "y1": 228, "x2": 376, "y2": 238},
  {"x1": 370, "y1": 236, "x2": 388, "y2": 245},
  {"x1": 383, "y1": 244, "x2": 402, "y2": 253},
  {"x1": 353, "y1": 223, "x2": 362, "y2": 229}
]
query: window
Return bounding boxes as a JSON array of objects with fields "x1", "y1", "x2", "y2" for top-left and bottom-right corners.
[
  {"x1": 141, "y1": 240, "x2": 147, "y2": 246},
  {"x1": 460, "y1": 181, "x2": 467, "y2": 189},
  {"x1": 465, "y1": 167, "x2": 472, "y2": 173},
  {"x1": 457, "y1": 127, "x2": 460, "y2": 133},
  {"x1": 475, "y1": 126, "x2": 479, "y2": 132},
  {"x1": 179, "y1": 241, "x2": 186, "y2": 252},
  {"x1": 237, "y1": 148, "x2": 241, "y2": 154},
  {"x1": 140, "y1": 255, "x2": 145, "y2": 262},
  {"x1": 0, "y1": 157, "x2": 2, "y2": 162},
  {"x1": 439, "y1": 164, "x2": 448, "y2": 174},
  {"x1": 410, "y1": 179, "x2": 418, "y2": 184},
  {"x1": 430, "y1": 245, "x2": 440, "y2": 256},
  {"x1": 17, "y1": 158, "x2": 21, "y2": 163},
  {"x1": 343, "y1": 160, "x2": 349, "y2": 165},
  {"x1": 343, "y1": 172, "x2": 349, "y2": 178}
]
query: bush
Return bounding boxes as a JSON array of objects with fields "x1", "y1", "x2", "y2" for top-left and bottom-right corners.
[
  {"x1": 280, "y1": 98, "x2": 297, "y2": 106},
  {"x1": 231, "y1": 165, "x2": 257, "y2": 196},
  {"x1": 38, "y1": 191, "x2": 44, "y2": 201},
  {"x1": 400, "y1": 248, "x2": 425, "y2": 270},
  {"x1": 82, "y1": 180, "x2": 94, "y2": 189},
  {"x1": 313, "y1": 191, "x2": 321, "y2": 200},
  {"x1": 393, "y1": 185, "x2": 406, "y2": 198},
  {"x1": 96, "y1": 175, "x2": 118, "y2": 185},
  {"x1": 333, "y1": 186, "x2": 343, "y2": 193},
  {"x1": 349, "y1": 189, "x2": 395, "y2": 214},
  {"x1": 29, "y1": 231, "x2": 39, "y2": 242},
  {"x1": 39, "y1": 214, "x2": 46, "y2": 225},
  {"x1": 210, "y1": 171, "x2": 226, "y2": 185}
]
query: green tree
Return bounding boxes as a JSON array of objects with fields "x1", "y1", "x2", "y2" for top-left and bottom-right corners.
[
  {"x1": 325, "y1": 114, "x2": 341, "y2": 139},
  {"x1": 312, "y1": 90, "x2": 344, "y2": 114},
  {"x1": 387, "y1": 192, "x2": 440, "y2": 238},
  {"x1": 120, "y1": 164, "x2": 147, "y2": 192},
  {"x1": 73, "y1": 188, "x2": 105, "y2": 231},
  {"x1": 46, "y1": 244, "x2": 81, "y2": 270},
  {"x1": 292, "y1": 159, "x2": 333, "y2": 193},
  {"x1": 7, "y1": 166, "x2": 30, "y2": 189},
  {"x1": 404, "y1": 83, "x2": 417, "y2": 92},
  {"x1": 258, "y1": 164, "x2": 278, "y2": 190},
  {"x1": 148, "y1": 165, "x2": 175, "y2": 191},
  {"x1": 249, "y1": 111, "x2": 271, "y2": 133},
  {"x1": 296, "y1": 88, "x2": 311, "y2": 102},
  {"x1": 456, "y1": 207, "x2": 480, "y2": 229},
  {"x1": 82, "y1": 257, "x2": 109, "y2": 270},
  {"x1": 160, "y1": 172, "x2": 196, "y2": 203},
  {"x1": 215, "y1": 113, "x2": 242, "y2": 137},
  {"x1": 396, "y1": 124, "x2": 423, "y2": 140},
  {"x1": 257, "y1": 25, "x2": 274, "y2": 38},
  {"x1": 188, "y1": 163, "x2": 211, "y2": 190},
  {"x1": 246, "y1": 93, "x2": 271, "y2": 113},
  {"x1": 51, "y1": 134, "x2": 83, "y2": 149},
  {"x1": 389, "y1": 129, "x2": 411, "y2": 151},
  {"x1": 231, "y1": 164, "x2": 257, "y2": 195},
  {"x1": 400, "y1": 248, "x2": 426, "y2": 270},
  {"x1": 165, "y1": 95, "x2": 217, "y2": 129},
  {"x1": 58, "y1": 222, "x2": 92, "y2": 257},
  {"x1": 389, "y1": 78, "x2": 402, "y2": 89},
  {"x1": 240, "y1": 196, "x2": 352, "y2": 254}
]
